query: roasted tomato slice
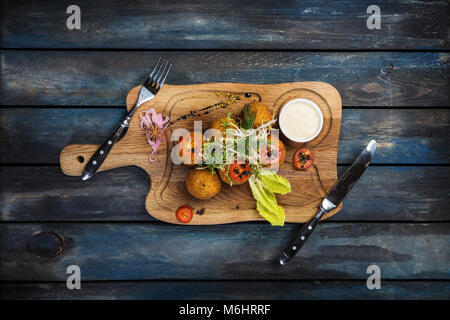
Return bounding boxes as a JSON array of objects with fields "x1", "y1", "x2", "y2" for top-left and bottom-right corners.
[
  {"x1": 176, "y1": 206, "x2": 193, "y2": 223},
  {"x1": 229, "y1": 161, "x2": 252, "y2": 183},
  {"x1": 260, "y1": 138, "x2": 285, "y2": 167},
  {"x1": 293, "y1": 148, "x2": 314, "y2": 170},
  {"x1": 177, "y1": 132, "x2": 202, "y2": 164}
]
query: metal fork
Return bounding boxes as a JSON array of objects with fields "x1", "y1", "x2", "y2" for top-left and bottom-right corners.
[{"x1": 81, "y1": 58, "x2": 172, "y2": 181}]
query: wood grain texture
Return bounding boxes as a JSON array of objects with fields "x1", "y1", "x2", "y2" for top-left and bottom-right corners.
[
  {"x1": 1, "y1": 51, "x2": 448, "y2": 107},
  {"x1": 2, "y1": 108, "x2": 448, "y2": 165},
  {"x1": 59, "y1": 82, "x2": 342, "y2": 224},
  {"x1": 1, "y1": 222, "x2": 448, "y2": 281},
  {"x1": 1, "y1": 166, "x2": 449, "y2": 222},
  {"x1": 2, "y1": 281, "x2": 449, "y2": 300},
  {"x1": 1, "y1": 0, "x2": 449, "y2": 299},
  {"x1": 1, "y1": 0, "x2": 448, "y2": 49}
]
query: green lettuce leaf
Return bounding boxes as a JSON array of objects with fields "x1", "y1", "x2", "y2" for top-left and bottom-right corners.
[
  {"x1": 259, "y1": 169, "x2": 291, "y2": 195},
  {"x1": 256, "y1": 202, "x2": 285, "y2": 227},
  {"x1": 249, "y1": 175, "x2": 286, "y2": 226}
]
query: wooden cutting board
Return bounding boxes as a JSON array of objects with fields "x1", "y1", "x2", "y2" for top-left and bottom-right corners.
[{"x1": 60, "y1": 82, "x2": 342, "y2": 225}]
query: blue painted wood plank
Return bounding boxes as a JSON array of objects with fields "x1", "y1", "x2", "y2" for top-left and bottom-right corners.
[
  {"x1": 1, "y1": 222, "x2": 448, "y2": 281},
  {"x1": 1, "y1": 108, "x2": 448, "y2": 164},
  {"x1": 1, "y1": 51, "x2": 448, "y2": 106},
  {"x1": 1, "y1": 0, "x2": 448, "y2": 49},
  {"x1": 1, "y1": 166, "x2": 448, "y2": 222},
  {"x1": 2, "y1": 281, "x2": 449, "y2": 300}
]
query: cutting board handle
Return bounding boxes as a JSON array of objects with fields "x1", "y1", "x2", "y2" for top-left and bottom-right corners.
[
  {"x1": 60, "y1": 143, "x2": 140, "y2": 177},
  {"x1": 60, "y1": 85, "x2": 150, "y2": 177},
  {"x1": 60, "y1": 85, "x2": 162, "y2": 178}
]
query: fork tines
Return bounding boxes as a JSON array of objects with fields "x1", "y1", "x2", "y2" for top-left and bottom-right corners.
[{"x1": 146, "y1": 58, "x2": 172, "y2": 91}]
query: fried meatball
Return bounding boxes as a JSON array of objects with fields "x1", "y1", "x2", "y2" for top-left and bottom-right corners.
[
  {"x1": 208, "y1": 116, "x2": 238, "y2": 138},
  {"x1": 218, "y1": 167, "x2": 232, "y2": 185},
  {"x1": 218, "y1": 161, "x2": 252, "y2": 186},
  {"x1": 240, "y1": 101, "x2": 273, "y2": 129},
  {"x1": 186, "y1": 167, "x2": 222, "y2": 200}
]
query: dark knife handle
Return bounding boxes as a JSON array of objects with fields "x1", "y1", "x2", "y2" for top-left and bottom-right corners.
[
  {"x1": 81, "y1": 115, "x2": 130, "y2": 180},
  {"x1": 280, "y1": 208, "x2": 326, "y2": 265}
]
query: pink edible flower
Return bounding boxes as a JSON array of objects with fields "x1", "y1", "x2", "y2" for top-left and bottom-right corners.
[{"x1": 140, "y1": 108, "x2": 169, "y2": 162}]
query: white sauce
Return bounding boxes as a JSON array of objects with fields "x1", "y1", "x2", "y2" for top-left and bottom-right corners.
[{"x1": 279, "y1": 99, "x2": 323, "y2": 142}]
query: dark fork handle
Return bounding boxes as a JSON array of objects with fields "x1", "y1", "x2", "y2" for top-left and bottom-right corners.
[
  {"x1": 81, "y1": 115, "x2": 131, "y2": 181},
  {"x1": 279, "y1": 207, "x2": 327, "y2": 265}
]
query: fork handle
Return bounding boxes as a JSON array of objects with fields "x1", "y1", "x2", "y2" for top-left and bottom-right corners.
[{"x1": 81, "y1": 115, "x2": 131, "y2": 181}]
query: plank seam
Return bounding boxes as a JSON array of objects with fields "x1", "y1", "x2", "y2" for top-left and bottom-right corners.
[
  {"x1": 1, "y1": 279, "x2": 449, "y2": 284},
  {"x1": 2, "y1": 163, "x2": 450, "y2": 167},
  {"x1": 0, "y1": 221, "x2": 449, "y2": 225},
  {"x1": 2, "y1": 106, "x2": 450, "y2": 110},
  {"x1": 1, "y1": 48, "x2": 449, "y2": 53}
]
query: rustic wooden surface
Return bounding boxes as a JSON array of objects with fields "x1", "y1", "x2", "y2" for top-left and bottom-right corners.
[
  {"x1": 2, "y1": 166, "x2": 448, "y2": 222},
  {"x1": 1, "y1": 0, "x2": 448, "y2": 50},
  {"x1": 2, "y1": 223, "x2": 449, "y2": 281},
  {"x1": 2, "y1": 281, "x2": 449, "y2": 300},
  {"x1": 0, "y1": 0, "x2": 449, "y2": 300},
  {"x1": 2, "y1": 108, "x2": 449, "y2": 164},
  {"x1": 60, "y1": 82, "x2": 343, "y2": 224},
  {"x1": 1, "y1": 51, "x2": 448, "y2": 107}
]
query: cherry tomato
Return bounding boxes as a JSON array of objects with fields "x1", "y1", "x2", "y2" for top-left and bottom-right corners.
[
  {"x1": 228, "y1": 161, "x2": 252, "y2": 183},
  {"x1": 260, "y1": 138, "x2": 285, "y2": 167},
  {"x1": 293, "y1": 148, "x2": 314, "y2": 170},
  {"x1": 177, "y1": 132, "x2": 202, "y2": 164},
  {"x1": 176, "y1": 206, "x2": 193, "y2": 223}
]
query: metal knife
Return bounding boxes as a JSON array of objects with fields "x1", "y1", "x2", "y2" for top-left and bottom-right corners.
[{"x1": 279, "y1": 140, "x2": 377, "y2": 265}]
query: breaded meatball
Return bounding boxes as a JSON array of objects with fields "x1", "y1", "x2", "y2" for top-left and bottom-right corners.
[
  {"x1": 186, "y1": 167, "x2": 222, "y2": 200},
  {"x1": 208, "y1": 116, "x2": 238, "y2": 138},
  {"x1": 240, "y1": 101, "x2": 273, "y2": 129},
  {"x1": 218, "y1": 167, "x2": 232, "y2": 185},
  {"x1": 218, "y1": 161, "x2": 252, "y2": 186}
]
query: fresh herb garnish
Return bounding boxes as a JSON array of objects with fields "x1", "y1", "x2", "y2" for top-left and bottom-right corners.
[
  {"x1": 220, "y1": 112, "x2": 235, "y2": 132},
  {"x1": 200, "y1": 140, "x2": 226, "y2": 174},
  {"x1": 240, "y1": 105, "x2": 256, "y2": 130}
]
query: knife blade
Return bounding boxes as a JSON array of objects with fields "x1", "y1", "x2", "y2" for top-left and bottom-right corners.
[{"x1": 279, "y1": 140, "x2": 377, "y2": 265}]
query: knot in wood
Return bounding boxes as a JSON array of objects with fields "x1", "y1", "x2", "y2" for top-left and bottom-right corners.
[{"x1": 27, "y1": 231, "x2": 64, "y2": 258}]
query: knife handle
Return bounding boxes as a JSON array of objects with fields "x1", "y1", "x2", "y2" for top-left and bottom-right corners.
[
  {"x1": 279, "y1": 208, "x2": 326, "y2": 265},
  {"x1": 81, "y1": 115, "x2": 130, "y2": 181}
]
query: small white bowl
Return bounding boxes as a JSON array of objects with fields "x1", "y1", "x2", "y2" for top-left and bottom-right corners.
[{"x1": 279, "y1": 98, "x2": 323, "y2": 143}]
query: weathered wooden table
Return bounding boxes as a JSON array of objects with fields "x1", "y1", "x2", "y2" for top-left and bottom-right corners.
[{"x1": 1, "y1": 1, "x2": 449, "y2": 299}]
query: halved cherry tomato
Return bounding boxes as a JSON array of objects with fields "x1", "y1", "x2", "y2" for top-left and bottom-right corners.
[
  {"x1": 176, "y1": 206, "x2": 193, "y2": 223},
  {"x1": 229, "y1": 161, "x2": 252, "y2": 184},
  {"x1": 177, "y1": 132, "x2": 202, "y2": 164},
  {"x1": 293, "y1": 148, "x2": 314, "y2": 170},
  {"x1": 260, "y1": 138, "x2": 285, "y2": 167}
]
